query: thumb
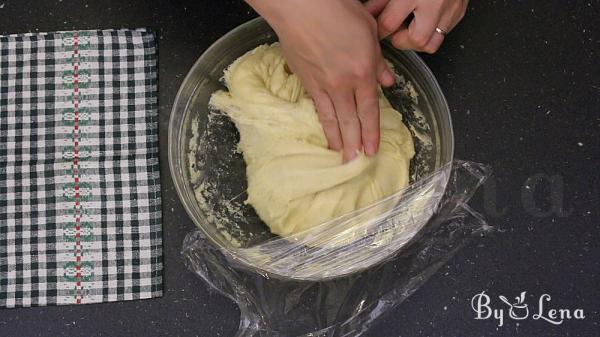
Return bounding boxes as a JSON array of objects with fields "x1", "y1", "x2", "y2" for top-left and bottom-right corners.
[{"x1": 376, "y1": 56, "x2": 395, "y2": 87}]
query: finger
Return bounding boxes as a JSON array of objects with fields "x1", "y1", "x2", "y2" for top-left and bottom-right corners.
[
  {"x1": 377, "y1": 0, "x2": 415, "y2": 39},
  {"x1": 423, "y1": 14, "x2": 447, "y2": 55},
  {"x1": 364, "y1": 0, "x2": 389, "y2": 16},
  {"x1": 390, "y1": 3, "x2": 443, "y2": 51},
  {"x1": 377, "y1": 55, "x2": 395, "y2": 87},
  {"x1": 312, "y1": 89, "x2": 343, "y2": 151},
  {"x1": 423, "y1": 29, "x2": 444, "y2": 54},
  {"x1": 439, "y1": 0, "x2": 467, "y2": 32},
  {"x1": 330, "y1": 90, "x2": 362, "y2": 163},
  {"x1": 423, "y1": 0, "x2": 468, "y2": 54},
  {"x1": 355, "y1": 83, "x2": 381, "y2": 156}
]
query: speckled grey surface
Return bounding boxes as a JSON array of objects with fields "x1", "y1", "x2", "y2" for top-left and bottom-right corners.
[{"x1": 0, "y1": 0, "x2": 598, "y2": 336}]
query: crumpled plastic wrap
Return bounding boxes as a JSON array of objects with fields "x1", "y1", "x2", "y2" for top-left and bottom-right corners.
[{"x1": 182, "y1": 160, "x2": 492, "y2": 336}]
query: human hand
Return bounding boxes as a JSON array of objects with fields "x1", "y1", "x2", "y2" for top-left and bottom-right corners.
[
  {"x1": 246, "y1": 0, "x2": 396, "y2": 162},
  {"x1": 365, "y1": 0, "x2": 469, "y2": 53}
]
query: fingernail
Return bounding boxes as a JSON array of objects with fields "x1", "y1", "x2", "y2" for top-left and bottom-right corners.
[
  {"x1": 365, "y1": 142, "x2": 377, "y2": 156},
  {"x1": 383, "y1": 70, "x2": 395, "y2": 86},
  {"x1": 343, "y1": 150, "x2": 357, "y2": 163}
]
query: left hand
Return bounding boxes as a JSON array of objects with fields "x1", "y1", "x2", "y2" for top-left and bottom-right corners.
[{"x1": 364, "y1": 0, "x2": 469, "y2": 54}]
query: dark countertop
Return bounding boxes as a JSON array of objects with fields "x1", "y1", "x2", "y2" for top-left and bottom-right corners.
[{"x1": 0, "y1": 0, "x2": 598, "y2": 336}]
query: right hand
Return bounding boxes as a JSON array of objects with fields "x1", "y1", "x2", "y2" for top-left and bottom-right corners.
[
  {"x1": 365, "y1": 0, "x2": 468, "y2": 53},
  {"x1": 247, "y1": 0, "x2": 396, "y2": 162}
]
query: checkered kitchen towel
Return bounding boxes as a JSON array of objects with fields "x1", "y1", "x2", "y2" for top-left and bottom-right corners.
[{"x1": 0, "y1": 29, "x2": 162, "y2": 307}]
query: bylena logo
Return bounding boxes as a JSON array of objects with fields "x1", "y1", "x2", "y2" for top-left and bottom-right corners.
[{"x1": 471, "y1": 291, "x2": 585, "y2": 327}]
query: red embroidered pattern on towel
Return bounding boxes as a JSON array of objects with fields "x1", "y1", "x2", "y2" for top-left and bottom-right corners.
[{"x1": 59, "y1": 31, "x2": 95, "y2": 304}]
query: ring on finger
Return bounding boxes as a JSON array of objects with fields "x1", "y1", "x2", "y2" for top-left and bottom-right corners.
[{"x1": 435, "y1": 27, "x2": 448, "y2": 36}]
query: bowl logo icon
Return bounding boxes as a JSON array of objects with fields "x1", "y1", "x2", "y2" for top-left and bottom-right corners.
[{"x1": 499, "y1": 291, "x2": 529, "y2": 320}]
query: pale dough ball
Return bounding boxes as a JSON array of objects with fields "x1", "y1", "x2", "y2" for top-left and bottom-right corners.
[{"x1": 210, "y1": 43, "x2": 415, "y2": 237}]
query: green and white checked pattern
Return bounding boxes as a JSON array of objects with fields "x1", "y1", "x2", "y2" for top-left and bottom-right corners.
[{"x1": 0, "y1": 29, "x2": 162, "y2": 307}]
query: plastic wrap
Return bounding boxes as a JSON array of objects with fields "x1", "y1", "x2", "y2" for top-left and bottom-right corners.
[{"x1": 182, "y1": 160, "x2": 492, "y2": 336}]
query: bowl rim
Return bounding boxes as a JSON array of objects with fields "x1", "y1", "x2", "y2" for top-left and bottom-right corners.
[{"x1": 169, "y1": 17, "x2": 454, "y2": 280}]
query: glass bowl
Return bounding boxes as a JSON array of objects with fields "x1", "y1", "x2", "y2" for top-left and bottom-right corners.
[{"x1": 169, "y1": 17, "x2": 454, "y2": 280}]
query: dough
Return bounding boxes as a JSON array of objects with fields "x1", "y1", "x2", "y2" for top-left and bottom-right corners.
[{"x1": 210, "y1": 43, "x2": 415, "y2": 237}]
